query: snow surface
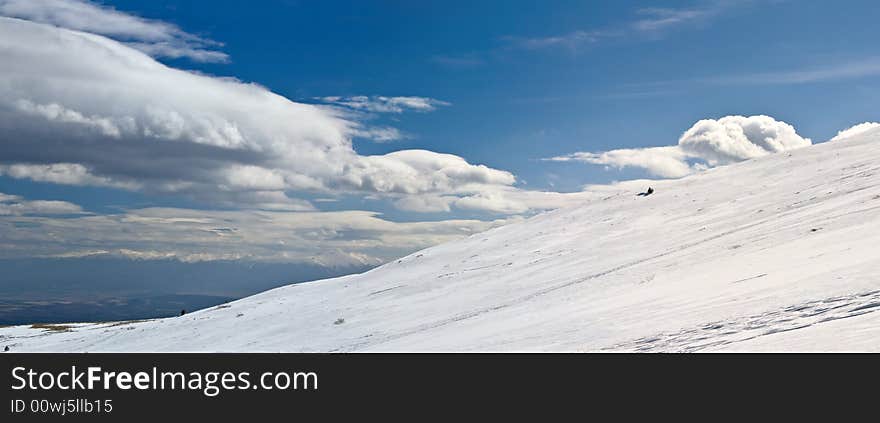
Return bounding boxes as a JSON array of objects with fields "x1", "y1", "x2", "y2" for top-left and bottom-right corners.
[{"x1": 3, "y1": 128, "x2": 880, "y2": 352}]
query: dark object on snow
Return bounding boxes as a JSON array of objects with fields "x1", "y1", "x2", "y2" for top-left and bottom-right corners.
[
  {"x1": 180, "y1": 309, "x2": 187, "y2": 316},
  {"x1": 4, "y1": 346, "x2": 8, "y2": 352},
  {"x1": 637, "y1": 187, "x2": 654, "y2": 197}
]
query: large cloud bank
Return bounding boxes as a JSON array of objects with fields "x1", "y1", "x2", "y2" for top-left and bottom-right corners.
[
  {"x1": 0, "y1": 193, "x2": 514, "y2": 265},
  {"x1": 547, "y1": 115, "x2": 813, "y2": 178},
  {"x1": 0, "y1": 16, "x2": 531, "y2": 213},
  {"x1": 0, "y1": 5, "x2": 601, "y2": 265}
]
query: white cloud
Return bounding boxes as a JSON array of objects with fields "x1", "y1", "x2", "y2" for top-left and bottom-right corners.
[
  {"x1": 0, "y1": 9, "x2": 616, "y2": 226},
  {"x1": 221, "y1": 165, "x2": 287, "y2": 191},
  {"x1": 394, "y1": 195, "x2": 455, "y2": 213},
  {"x1": 392, "y1": 185, "x2": 598, "y2": 215},
  {"x1": 830, "y1": 122, "x2": 880, "y2": 142},
  {"x1": 0, "y1": 17, "x2": 523, "y2": 213},
  {"x1": 124, "y1": 41, "x2": 229, "y2": 64},
  {"x1": 0, "y1": 1, "x2": 709, "y2": 269},
  {"x1": 349, "y1": 126, "x2": 407, "y2": 143},
  {"x1": 316, "y1": 96, "x2": 451, "y2": 114},
  {"x1": 347, "y1": 150, "x2": 516, "y2": 194},
  {"x1": 0, "y1": 0, "x2": 227, "y2": 62},
  {"x1": 0, "y1": 163, "x2": 140, "y2": 189},
  {"x1": 547, "y1": 146, "x2": 694, "y2": 178},
  {"x1": 454, "y1": 193, "x2": 530, "y2": 214},
  {"x1": 15, "y1": 100, "x2": 127, "y2": 137},
  {"x1": 546, "y1": 115, "x2": 811, "y2": 178},
  {"x1": 679, "y1": 115, "x2": 811, "y2": 165},
  {"x1": 0, "y1": 191, "x2": 84, "y2": 215}
]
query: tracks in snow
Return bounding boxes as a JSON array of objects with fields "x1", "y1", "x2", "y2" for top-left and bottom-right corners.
[{"x1": 607, "y1": 289, "x2": 880, "y2": 352}]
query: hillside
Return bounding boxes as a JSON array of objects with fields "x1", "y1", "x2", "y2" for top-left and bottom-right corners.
[{"x1": 3, "y1": 128, "x2": 880, "y2": 352}]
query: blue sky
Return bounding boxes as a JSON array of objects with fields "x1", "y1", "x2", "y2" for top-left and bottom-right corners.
[
  {"x1": 40, "y1": 0, "x2": 880, "y2": 190},
  {"x1": 1, "y1": 0, "x2": 879, "y2": 301},
  {"x1": 105, "y1": 0, "x2": 880, "y2": 188}
]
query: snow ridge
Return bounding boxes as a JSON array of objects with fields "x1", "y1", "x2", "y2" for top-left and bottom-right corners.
[{"x1": 3, "y1": 128, "x2": 880, "y2": 352}]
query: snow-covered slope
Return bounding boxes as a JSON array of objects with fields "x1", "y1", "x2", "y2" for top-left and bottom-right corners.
[{"x1": 4, "y1": 129, "x2": 880, "y2": 352}]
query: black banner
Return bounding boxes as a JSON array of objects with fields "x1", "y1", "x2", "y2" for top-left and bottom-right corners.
[{"x1": 2, "y1": 354, "x2": 876, "y2": 421}]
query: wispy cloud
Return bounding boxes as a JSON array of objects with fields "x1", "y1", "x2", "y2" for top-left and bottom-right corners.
[
  {"x1": 506, "y1": 30, "x2": 608, "y2": 51},
  {"x1": 313, "y1": 96, "x2": 450, "y2": 142},
  {"x1": 707, "y1": 58, "x2": 880, "y2": 85},
  {"x1": 546, "y1": 146, "x2": 695, "y2": 178},
  {"x1": 631, "y1": 7, "x2": 717, "y2": 32},
  {"x1": 349, "y1": 126, "x2": 408, "y2": 143},
  {"x1": 621, "y1": 57, "x2": 880, "y2": 94},
  {"x1": 315, "y1": 96, "x2": 451, "y2": 114},
  {"x1": 0, "y1": 0, "x2": 227, "y2": 62},
  {"x1": 505, "y1": 1, "x2": 742, "y2": 52}
]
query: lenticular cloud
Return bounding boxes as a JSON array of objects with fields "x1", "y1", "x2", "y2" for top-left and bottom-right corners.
[{"x1": 0, "y1": 17, "x2": 517, "y2": 211}]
